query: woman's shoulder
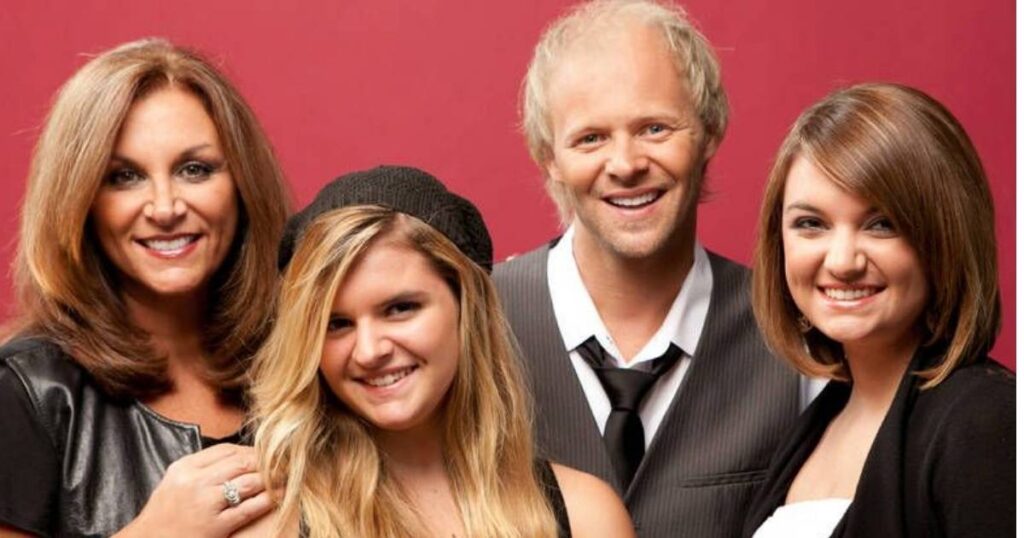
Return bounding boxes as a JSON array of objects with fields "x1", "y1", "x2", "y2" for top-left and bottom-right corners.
[
  {"x1": 0, "y1": 336, "x2": 80, "y2": 454},
  {"x1": 1, "y1": 333, "x2": 62, "y2": 356},
  {"x1": 550, "y1": 463, "x2": 637, "y2": 538},
  {"x1": 919, "y1": 357, "x2": 1014, "y2": 411},
  {"x1": 1, "y1": 334, "x2": 89, "y2": 391},
  {"x1": 0, "y1": 335, "x2": 105, "y2": 428},
  {"x1": 910, "y1": 357, "x2": 1013, "y2": 451}
]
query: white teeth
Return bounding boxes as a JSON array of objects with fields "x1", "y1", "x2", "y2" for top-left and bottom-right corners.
[
  {"x1": 364, "y1": 367, "x2": 415, "y2": 387},
  {"x1": 142, "y1": 236, "x2": 196, "y2": 252},
  {"x1": 607, "y1": 192, "x2": 658, "y2": 208},
  {"x1": 823, "y1": 288, "x2": 876, "y2": 301}
]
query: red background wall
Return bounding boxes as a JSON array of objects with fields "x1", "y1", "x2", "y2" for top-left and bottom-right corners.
[{"x1": 0, "y1": 0, "x2": 1014, "y2": 368}]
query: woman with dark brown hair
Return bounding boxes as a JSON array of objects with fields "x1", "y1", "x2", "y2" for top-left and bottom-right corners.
[
  {"x1": 744, "y1": 83, "x2": 1013, "y2": 537},
  {"x1": 0, "y1": 38, "x2": 290, "y2": 537}
]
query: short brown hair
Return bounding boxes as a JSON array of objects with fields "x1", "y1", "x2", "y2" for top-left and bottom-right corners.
[
  {"x1": 521, "y1": 0, "x2": 728, "y2": 224},
  {"x1": 753, "y1": 83, "x2": 1000, "y2": 388},
  {"x1": 9, "y1": 38, "x2": 291, "y2": 400}
]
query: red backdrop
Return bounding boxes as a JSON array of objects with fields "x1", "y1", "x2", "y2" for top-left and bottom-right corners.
[{"x1": 0, "y1": 0, "x2": 1014, "y2": 368}]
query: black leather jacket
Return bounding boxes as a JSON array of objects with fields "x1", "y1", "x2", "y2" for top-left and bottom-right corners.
[{"x1": 0, "y1": 337, "x2": 204, "y2": 537}]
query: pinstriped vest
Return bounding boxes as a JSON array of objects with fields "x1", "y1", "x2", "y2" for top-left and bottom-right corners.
[{"x1": 494, "y1": 244, "x2": 800, "y2": 538}]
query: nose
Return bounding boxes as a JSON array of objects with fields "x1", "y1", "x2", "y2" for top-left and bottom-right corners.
[
  {"x1": 351, "y1": 321, "x2": 394, "y2": 368},
  {"x1": 823, "y1": 229, "x2": 867, "y2": 279},
  {"x1": 143, "y1": 177, "x2": 186, "y2": 226},
  {"x1": 604, "y1": 136, "x2": 649, "y2": 182}
]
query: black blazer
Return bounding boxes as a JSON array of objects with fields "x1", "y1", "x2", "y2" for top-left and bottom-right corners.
[{"x1": 743, "y1": 349, "x2": 1015, "y2": 537}]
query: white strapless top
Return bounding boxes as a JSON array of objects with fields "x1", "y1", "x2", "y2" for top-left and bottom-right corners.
[{"x1": 752, "y1": 498, "x2": 852, "y2": 538}]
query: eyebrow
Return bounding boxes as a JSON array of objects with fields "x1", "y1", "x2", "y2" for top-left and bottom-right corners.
[
  {"x1": 108, "y1": 143, "x2": 215, "y2": 167},
  {"x1": 784, "y1": 202, "x2": 883, "y2": 216},
  {"x1": 632, "y1": 114, "x2": 686, "y2": 127},
  {"x1": 378, "y1": 290, "x2": 428, "y2": 308},
  {"x1": 328, "y1": 290, "x2": 430, "y2": 317},
  {"x1": 784, "y1": 202, "x2": 821, "y2": 214}
]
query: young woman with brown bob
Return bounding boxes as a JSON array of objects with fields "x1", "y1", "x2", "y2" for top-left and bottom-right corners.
[
  {"x1": 0, "y1": 39, "x2": 290, "y2": 537},
  {"x1": 743, "y1": 83, "x2": 1013, "y2": 537}
]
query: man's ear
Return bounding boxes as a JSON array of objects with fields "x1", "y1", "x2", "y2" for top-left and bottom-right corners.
[
  {"x1": 701, "y1": 135, "x2": 719, "y2": 163},
  {"x1": 545, "y1": 158, "x2": 564, "y2": 184}
]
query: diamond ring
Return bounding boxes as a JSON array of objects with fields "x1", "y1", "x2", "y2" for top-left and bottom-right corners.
[{"x1": 222, "y1": 480, "x2": 242, "y2": 508}]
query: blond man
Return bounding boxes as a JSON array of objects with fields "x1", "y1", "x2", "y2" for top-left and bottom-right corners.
[{"x1": 494, "y1": 2, "x2": 815, "y2": 536}]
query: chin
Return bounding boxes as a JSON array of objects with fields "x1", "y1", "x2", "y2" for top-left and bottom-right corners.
[
  {"x1": 367, "y1": 413, "x2": 426, "y2": 432},
  {"x1": 814, "y1": 322, "x2": 877, "y2": 346},
  {"x1": 351, "y1": 400, "x2": 419, "y2": 430},
  {"x1": 134, "y1": 277, "x2": 211, "y2": 299},
  {"x1": 607, "y1": 236, "x2": 672, "y2": 260}
]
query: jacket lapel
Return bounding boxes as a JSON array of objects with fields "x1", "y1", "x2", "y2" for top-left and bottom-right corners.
[
  {"x1": 628, "y1": 253, "x2": 800, "y2": 500},
  {"x1": 834, "y1": 351, "x2": 927, "y2": 537}
]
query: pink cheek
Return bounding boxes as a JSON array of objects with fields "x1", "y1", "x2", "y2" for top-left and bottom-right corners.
[
  {"x1": 783, "y1": 249, "x2": 817, "y2": 283},
  {"x1": 316, "y1": 364, "x2": 334, "y2": 388},
  {"x1": 320, "y1": 343, "x2": 351, "y2": 375},
  {"x1": 561, "y1": 160, "x2": 597, "y2": 180}
]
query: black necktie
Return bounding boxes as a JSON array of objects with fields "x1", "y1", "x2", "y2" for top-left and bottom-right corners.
[{"x1": 577, "y1": 336, "x2": 683, "y2": 489}]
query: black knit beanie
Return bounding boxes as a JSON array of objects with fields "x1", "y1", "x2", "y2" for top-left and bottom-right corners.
[{"x1": 277, "y1": 165, "x2": 493, "y2": 272}]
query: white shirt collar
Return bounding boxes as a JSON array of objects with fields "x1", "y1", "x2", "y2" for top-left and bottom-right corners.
[{"x1": 547, "y1": 224, "x2": 713, "y2": 367}]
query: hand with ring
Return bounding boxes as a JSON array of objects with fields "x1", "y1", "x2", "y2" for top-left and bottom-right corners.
[{"x1": 113, "y1": 443, "x2": 274, "y2": 538}]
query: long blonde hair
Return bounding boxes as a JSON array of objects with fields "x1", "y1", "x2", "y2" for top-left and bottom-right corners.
[
  {"x1": 251, "y1": 206, "x2": 558, "y2": 537},
  {"x1": 8, "y1": 38, "x2": 290, "y2": 400}
]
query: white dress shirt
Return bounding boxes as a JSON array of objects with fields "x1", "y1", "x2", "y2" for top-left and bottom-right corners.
[
  {"x1": 547, "y1": 225, "x2": 825, "y2": 449},
  {"x1": 753, "y1": 498, "x2": 851, "y2": 538},
  {"x1": 547, "y1": 225, "x2": 712, "y2": 448}
]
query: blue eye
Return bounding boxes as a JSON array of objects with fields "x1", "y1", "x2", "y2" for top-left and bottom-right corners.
[
  {"x1": 105, "y1": 168, "x2": 144, "y2": 187},
  {"x1": 645, "y1": 124, "x2": 668, "y2": 135},
  {"x1": 575, "y1": 133, "x2": 603, "y2": 146},
  {"x1": 178, "y1": 161, "x2": 216, "y2": 181}
]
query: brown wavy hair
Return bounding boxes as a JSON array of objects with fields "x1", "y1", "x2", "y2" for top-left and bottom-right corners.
[
  {"x1": 753, "y1": 83, "x2": 1000, "y2": 388},
  {"x1": 7, "y1": 38, "x2": 290, "y2": 400}
]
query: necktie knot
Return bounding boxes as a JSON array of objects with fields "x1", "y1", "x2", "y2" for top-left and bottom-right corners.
[{"x1": 594, "y1": 368, "x2": 658, "y2": 411}]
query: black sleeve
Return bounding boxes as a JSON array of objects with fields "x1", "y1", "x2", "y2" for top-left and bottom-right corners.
[
  {"x1": 930, "y1": 373, "x2": 1015, "y2": 537},
  {"x1": 0, "y1": 364, "x2": 60, "y2": 537}
]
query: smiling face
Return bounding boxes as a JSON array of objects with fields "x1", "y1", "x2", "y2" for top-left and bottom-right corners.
[
  {"x1": 90, "y1": 85, "x2": 239, "y2": 302},
  {"x1": 543, "y1": 22, "x2": 712, "y2": 261},
  {"x1": 782, "y1": 157, "x2": 929, "y2": 354},
  {"x1": 319, "y1": 239, "x2": 461, "y2": 435}
]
